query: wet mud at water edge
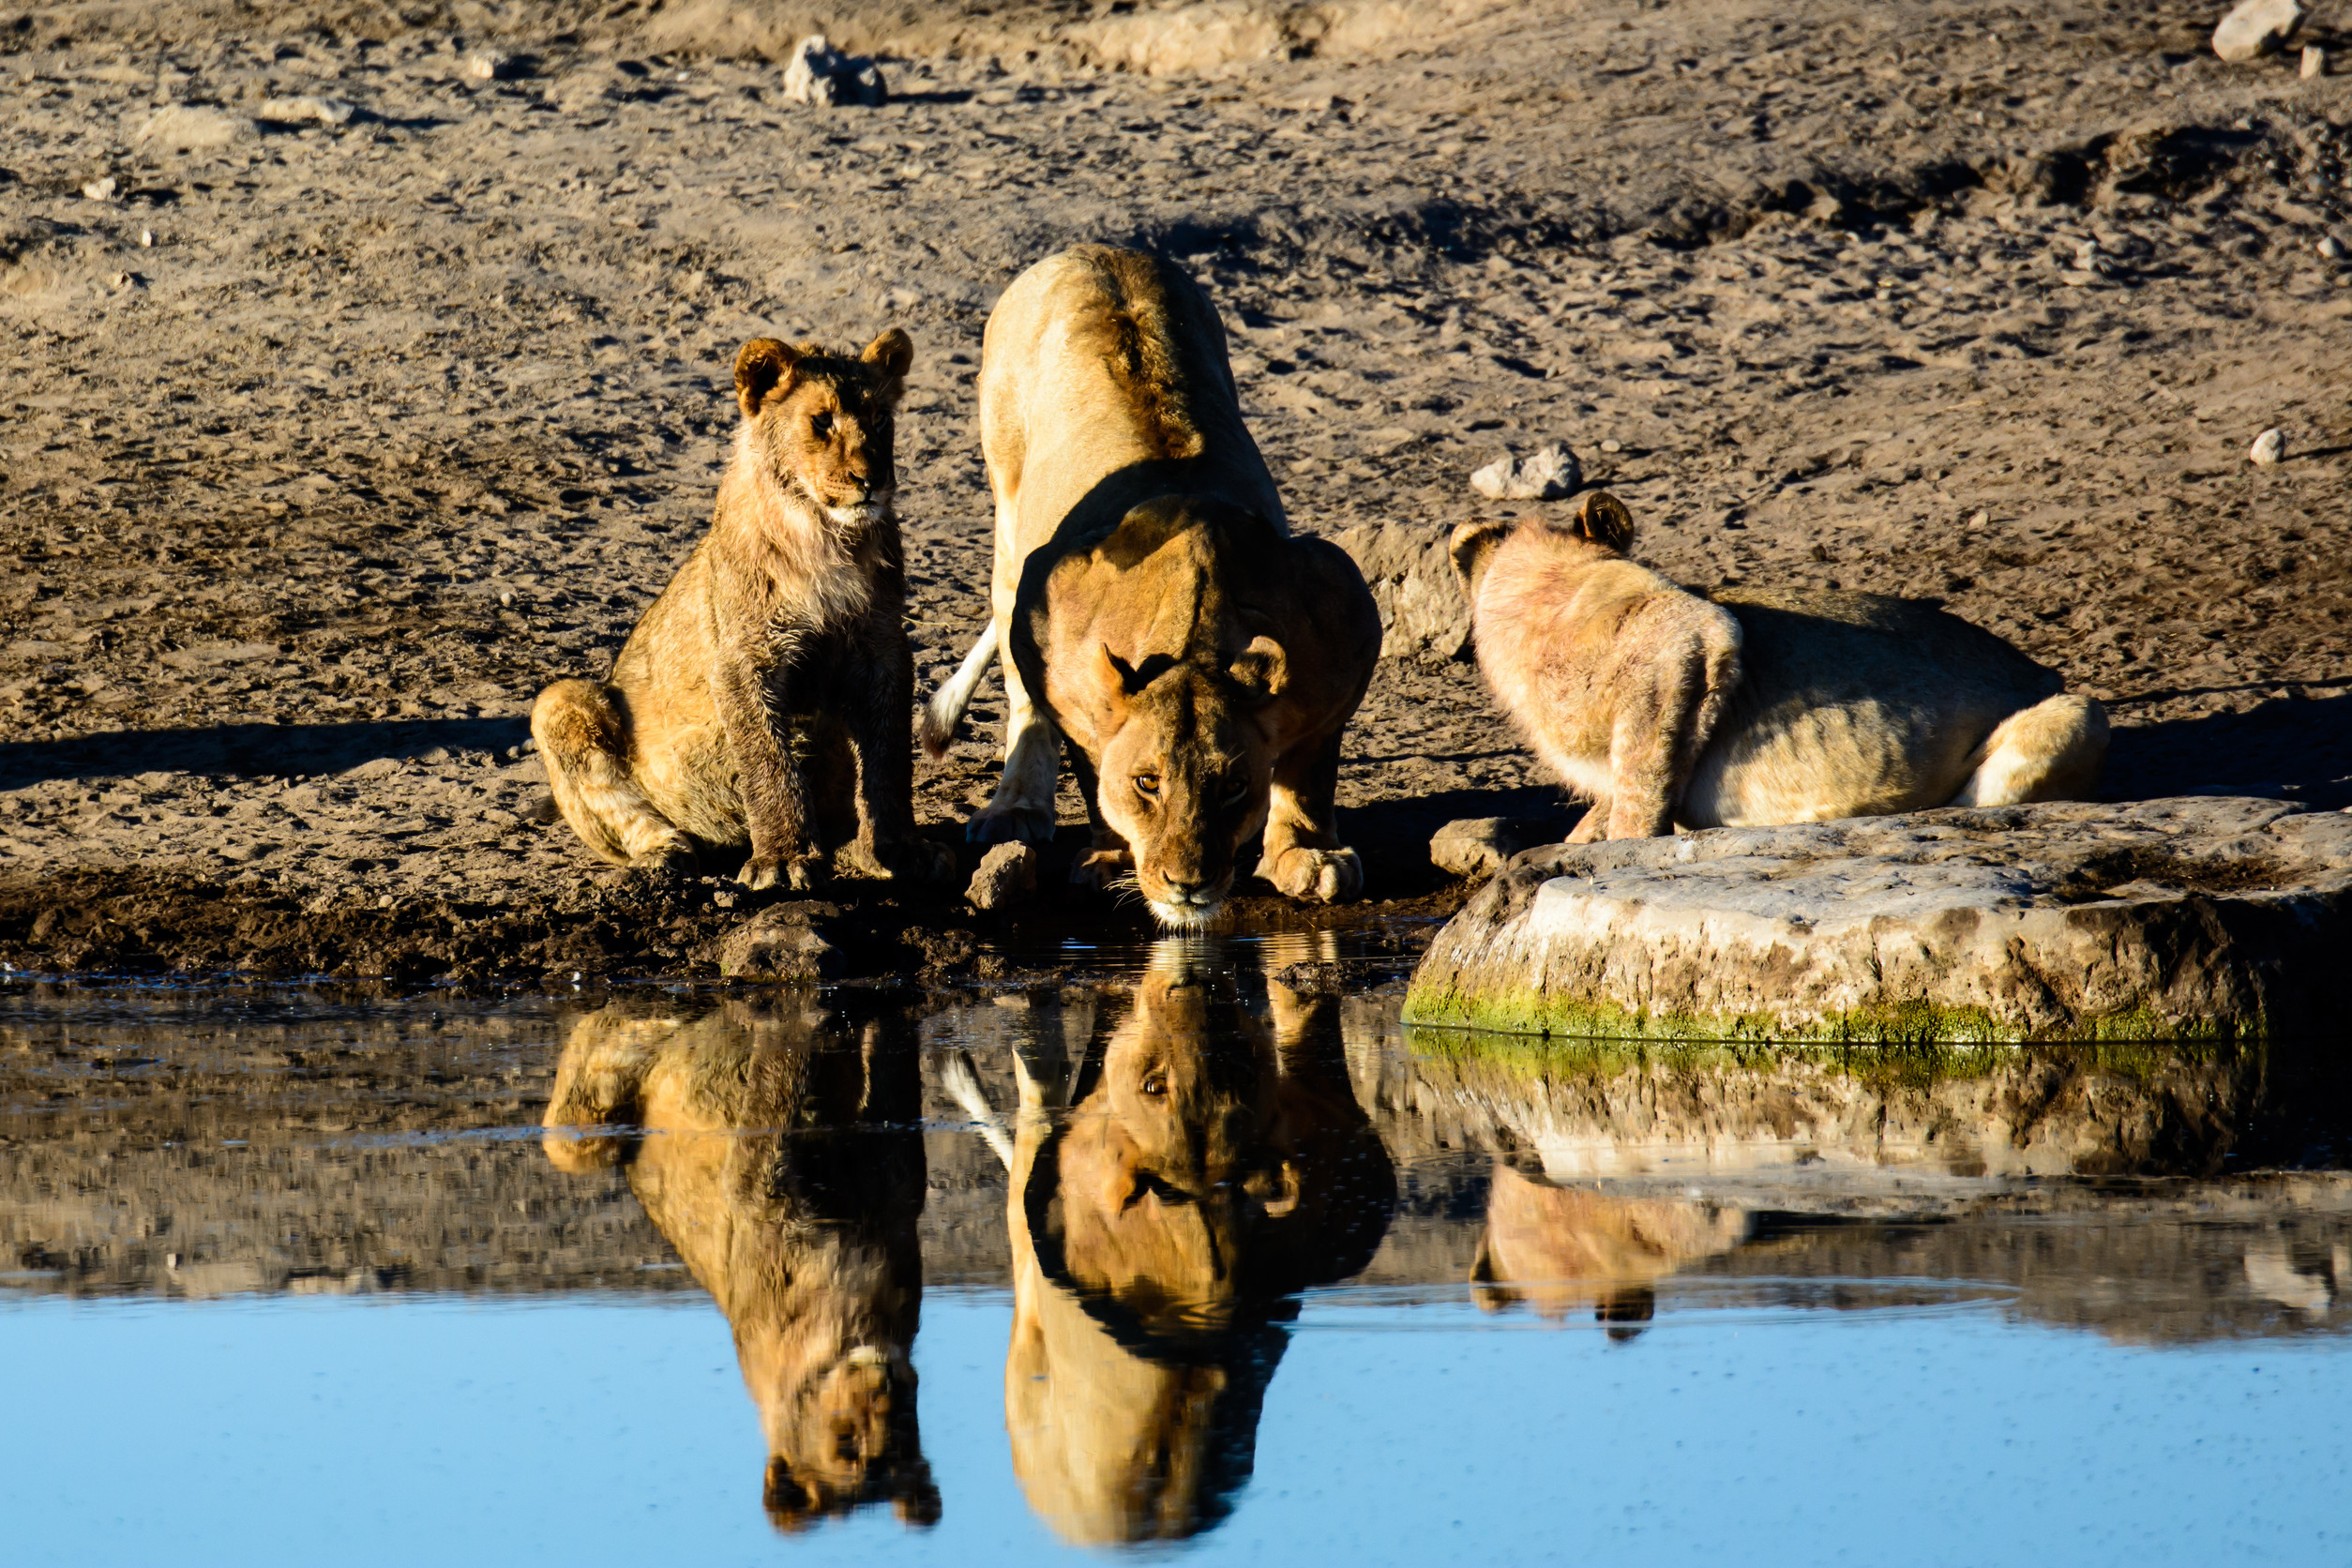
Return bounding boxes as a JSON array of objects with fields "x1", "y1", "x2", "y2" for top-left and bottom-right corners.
[
  {"x1": 7, "y1": 941, "x2": 2352, "y2": 1563},
  {"x1": 5, "y1": 1, "x2": 2352, "y2": 968}
]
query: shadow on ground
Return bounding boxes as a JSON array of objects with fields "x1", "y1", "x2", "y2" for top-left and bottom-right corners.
[
  {"x1": 2103, "y1": 690, "x2": 2352, "y2": 811},
  {"x1": 0, "y1": 717, "x2": 531, "y2": 790}
]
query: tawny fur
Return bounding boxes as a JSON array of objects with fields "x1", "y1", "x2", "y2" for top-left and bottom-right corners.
[
  {"x1": 944, "y1": 947, "x2": 1393, "y2": 1545},
  {"x1": 1451, "y1": 495, "x2": 2109, "y2": 841},
  {"x1": 919, "y1": 245, "x2": 1380, "y2": 927},
  {"x1": 531, "y1": 330, "x2": 950, "y2": 891},
  {"x1": 542, "y1": 1000, "x2": 941, "y2": 1532}
]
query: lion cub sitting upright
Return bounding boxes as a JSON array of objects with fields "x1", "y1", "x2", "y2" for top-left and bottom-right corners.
[
  {"x1": 1451, "y1": 492, "x2": 2108, "y2": 842},
  {"x1": 533, "y1": 331, "x2": 947, "y2": 890}
]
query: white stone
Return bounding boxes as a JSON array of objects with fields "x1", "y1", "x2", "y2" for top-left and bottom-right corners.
[
  {"x1": 1470, "y1": 443, "x2": 1581, "y2": 501},
  {"x1": 2300, "y1": 44, "x2": 2326, "y2": 78},
  {"x1": 1405, "y1": 797, "x2": 2352, "y2": 1042},
  {"x1": 467, "y1": 52, "x2": 515, "y2": 82},
  {"x1": 256, "y1": 96, "x2": 355, "y2": 127},
  {"x1": 134, "y1": 104, "x2": 252, "y2": 151},
  {"x1": 2250, "y1": 428, "x2": 2285, "y2": 466},
  {"x1": 1431, "y1": 818, "x2": 1552, "y2": 879},
  {"x1": 2212, "y1": 0, "x2": 2303, "y2": 63},
  {"x1": 781, "y1": 35, "x2": 888, "y2": 108},
  {"x1": 81, "y1": 176, "x2": 116, "y2": 201},
  {"x1": 2321, "y1": 236, "x2": 2344, "y2": 260}
]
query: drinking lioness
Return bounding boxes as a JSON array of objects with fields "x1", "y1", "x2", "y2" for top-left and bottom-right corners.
[{"x1": 919, "y1": 245, "x2": 1381, "y2": 927}]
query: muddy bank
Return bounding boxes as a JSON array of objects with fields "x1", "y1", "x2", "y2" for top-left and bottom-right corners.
[{"x1": 3, "y1": 0, "x2": 2349, "y2": 972}]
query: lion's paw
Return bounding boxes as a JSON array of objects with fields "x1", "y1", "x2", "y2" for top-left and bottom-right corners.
[
  {"x1": 1269, "y1": 845, "x2": 1362, "y2": 904},
  {"x1": 966, "y1": 804, "x2": 1057, "y2": 846},
  {"x1": 880, "y1": 837, "x2": 958, "y2": 885},
  {"x1": 1071, "y1": 848, "x2": 1134, "y2": 891}
]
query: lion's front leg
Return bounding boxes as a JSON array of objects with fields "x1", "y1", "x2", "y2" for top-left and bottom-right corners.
[
  {"x1": 714, "y1": 649, "x2": 822, "y2": 891},
  {"x1": 842, "y1": 618, "x2": 954, "y2": 885},
  {"x1": 1063, "y1": 741, "x2": 1132, "y2": 889},
  {"x1": 1256, "y1": 728, "x2": 1362, "y2": 905}
]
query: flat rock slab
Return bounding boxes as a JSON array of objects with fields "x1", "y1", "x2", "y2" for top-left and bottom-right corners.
[{"x1": 1404, "y1": 797, "x2": 2352, "y2": 1043}]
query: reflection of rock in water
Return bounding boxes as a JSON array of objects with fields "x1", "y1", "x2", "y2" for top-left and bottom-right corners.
[
  {"x1": 945, "y1": 943, "x2": 1395, "y2": 1545},
  {"x1": 541, "y1": 997, "x2": 939, "y2": 1531},
  {"x1": 1473, "y1": 1165, "x2": 1749, "y2": 1339},
  {"x1": 1356, "y1": 1006, "x2": 2285, "y2": 1187}
]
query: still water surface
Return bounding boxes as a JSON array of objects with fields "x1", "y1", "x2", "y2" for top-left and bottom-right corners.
[{"x1": 5, "y1": 938, "x2": 2349, "y2": 1565}]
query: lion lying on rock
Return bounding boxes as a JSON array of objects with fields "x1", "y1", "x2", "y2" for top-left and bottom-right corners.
[
  {"x1": 532, "y1": 330, "x2": 949, "y2": 891},
  {"x1": 1450, "y1": 493, "x2": 2108, "y2": 841},
  {"x1": 919, "y1": 245, "x2": 1381, "y2": 927}
]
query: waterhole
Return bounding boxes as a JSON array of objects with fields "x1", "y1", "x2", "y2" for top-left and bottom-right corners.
[{"x1": 5, "y1": 944, "x2": 2349, "y2": 1564}]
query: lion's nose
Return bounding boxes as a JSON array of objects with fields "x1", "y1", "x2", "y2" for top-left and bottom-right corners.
[{"x1": 1162, "y1": 875, "x2": 1213, "y2": 904}]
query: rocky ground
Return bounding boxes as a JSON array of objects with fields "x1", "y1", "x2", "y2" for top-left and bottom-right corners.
[{"x1": 3, "y1": 0, "x2": 2349, "y2": 980}]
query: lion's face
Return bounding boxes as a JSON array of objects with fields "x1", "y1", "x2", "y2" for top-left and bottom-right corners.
[
  {"x1": 756, "y1": 1340, "x2": 939, "y2": 1530},
  {"x1": 1092, "y1": 659, "x2": 1279, "y2": 928},
  {"x1": 733, "y1": 330, "x2": 911, "y2": 535},
  {"x1": 1053, "y1": 966, "x2": 1279, "y2": 1323}
]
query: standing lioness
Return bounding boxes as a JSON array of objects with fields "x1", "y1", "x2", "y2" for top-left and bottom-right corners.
[
  {"x1": 533, "y1": 331, "x2": 949, "y2": 890},
  {"x1": 1452, "y1": 493, "x2": 2108, "y2": 841},
  {"x1": 921, "y1": 246, "x2": 1380, "y2": 928}
]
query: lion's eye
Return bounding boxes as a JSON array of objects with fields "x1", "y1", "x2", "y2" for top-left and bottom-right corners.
[
  {"x1": 1139, "y1": 1072, "x2": 1168, "y2": 1098},
  {"x1": 809, "y1": 410, "x2": 834, "y2": 441},
  {"x1": 1134, "y1": 776, "x2": 1160, "y2": 799},
  {"x1": 1221, "y1": 776, "x2": 1247, "y2": 807}
]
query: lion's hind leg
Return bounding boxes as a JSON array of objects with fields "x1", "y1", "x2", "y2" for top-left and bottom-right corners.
[
  {"x1": 532, "y1": 679, "x2": 698, "y2": 870},
  {"x1": 1949, "y1": 693, "x2": 2110, "y2": 807}
]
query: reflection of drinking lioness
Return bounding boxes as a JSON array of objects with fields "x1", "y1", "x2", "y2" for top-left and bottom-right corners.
[
  {"x1": 943, "y1": 944, "x2": 1395, "y2": 1544},
  {"x1": 541, "y1": 998, "x2": 939, "y2": 1531}
]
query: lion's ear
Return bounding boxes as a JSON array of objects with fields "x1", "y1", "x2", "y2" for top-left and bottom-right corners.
[
  {"x1": 861, "y1": 327, "x2": 913, "y2": 398},
  {"x1": 1229, "y1": 634, "x2": 1287, "y2": 702},
  {"x1": 734, "y1": 338, "x2": 804, "y2": 419},
  {"x1": 1102, "y1": 645, "x2": 1144, "y2": 698},
  {"x1": 1571, "y1": 490, "x2": 1636, "y2": 551},
  {"x1": 762, "y1": 1458, "x2": 822, "y2": 1533},
  {"x1": 1448, "y1": 520, "x2": 1513, "y2": 589}
]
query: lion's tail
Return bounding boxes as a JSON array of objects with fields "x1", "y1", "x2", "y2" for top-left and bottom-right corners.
[{"x1": 920, "y1": 621, "x2": 999, "y2": 759}]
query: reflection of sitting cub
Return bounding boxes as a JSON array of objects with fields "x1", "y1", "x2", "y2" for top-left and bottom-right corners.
[
  {"x1": 542, "y1": 998, "x2": 939, "y2": 1531},
  {"x1": 1450, "y1": 493, "x2": 2109, "y2": 842},
  {"x1": 1472, "y1": 1164, "x2": 1749, "y2": 1339}
]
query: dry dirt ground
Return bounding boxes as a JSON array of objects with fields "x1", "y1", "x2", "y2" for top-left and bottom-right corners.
[{"x1": 1, "y1": 0, "x2": 2348, "y2": 979}]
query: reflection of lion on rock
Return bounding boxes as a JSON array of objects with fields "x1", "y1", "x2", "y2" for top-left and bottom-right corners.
[
  {"x1": 943, "y1": 946, "x2": 1395, "y2": 1544},
  {"x1": 542, "y1": 998, "x2": 939, "y2": 1531},
  {"x1": 1472, "y1": 1163, "x2": 1749, "y2": 1338},
  {"x1": 1450, "y1": 493, "x2": 2108, "y2": 842}
]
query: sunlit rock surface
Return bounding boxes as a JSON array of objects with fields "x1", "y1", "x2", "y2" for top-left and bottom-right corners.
[{"x1": 1404, "y1": 796, "x2": 2352, "y2": 1043}]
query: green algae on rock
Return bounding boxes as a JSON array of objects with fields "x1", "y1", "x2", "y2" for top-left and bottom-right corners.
[{"x1": 1403, "y1": 797, "x2": 2352, "y2": 1045}]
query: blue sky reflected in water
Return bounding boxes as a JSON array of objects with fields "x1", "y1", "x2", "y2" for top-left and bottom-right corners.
[{"x1": 6, "y1": 1286, "x2": 2346, "y2": 1567}]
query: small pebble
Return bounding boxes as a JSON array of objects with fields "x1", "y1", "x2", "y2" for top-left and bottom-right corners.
[
  {"x1": 467, "y1": 52, "x2": 515, "y2": 82},
  {"x1": 1470, "y1": 443, "x2": 1581, "y2": 502},
  {"x1": 2212, "y1": 0, "x2": 2303, "y2": 63},
  {"x1": 82, "y1": 175, "x2": 117, "y2": 201},
  {"x1": 2249, "y1": 429, "x2": 2285, "y2": 466},
  {"x1": 2302, "y1": 45, "x2": 2327, "y2": 79},
  {"x1": 1599, "y1": 438, "x2": 1622, "y2": 453},
  {"x1": 2321, "y1": 236, "x2": 2344, "y2": 260},
  {"x1": 140, "y1": 229, "x2": 155, "y2": 247},
  {"x1": 782, "y1": 34, "x2": 888, "y2": 107}
]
